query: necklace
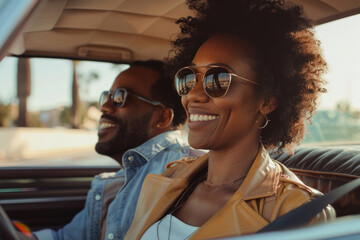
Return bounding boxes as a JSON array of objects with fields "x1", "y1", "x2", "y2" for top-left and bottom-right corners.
[
  {"x1": 156, "y1": 169, "x2": 207, "y2": 240},
  {"x1": 203, "y1": 175, "x2": 246, "y2": 186}
]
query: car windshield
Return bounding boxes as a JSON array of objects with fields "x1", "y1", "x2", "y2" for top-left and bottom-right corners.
[{"x1": 0, "y1": 13, "x2": 360, "y2": 167}]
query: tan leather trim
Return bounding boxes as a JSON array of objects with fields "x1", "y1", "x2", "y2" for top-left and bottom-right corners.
[{"x1": 240, "y1": 146, "x2": 280, "y2": 200}]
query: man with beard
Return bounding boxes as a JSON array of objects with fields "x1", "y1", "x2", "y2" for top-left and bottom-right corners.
[{"x1": 24, "y1": 60, "x2": 203, "y2": 240}]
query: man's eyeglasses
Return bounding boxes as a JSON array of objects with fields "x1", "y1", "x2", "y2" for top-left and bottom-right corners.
[
  {"x1": 174, "y1": 65, "x2": 261, "y2": 98},
  {"x1": 99, "y1": 88, "x2": 163, "y2": 108}
]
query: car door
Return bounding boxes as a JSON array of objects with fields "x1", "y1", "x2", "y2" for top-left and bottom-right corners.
[{"x1": 0, "y1": 165, "x2": 120, "y2": 230}]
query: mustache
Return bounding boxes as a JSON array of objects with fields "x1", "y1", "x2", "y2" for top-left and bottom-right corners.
[{"x1": 100, "y1": 114, "x2": 120, "y2": 123}]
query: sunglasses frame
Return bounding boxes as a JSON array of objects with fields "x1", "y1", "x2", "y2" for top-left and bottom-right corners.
[
  {"x1": 174, "y1": 65, "x2": 261, "y2": 98},
  {"x1": 99, "y1": 87, "x2": 164, "y2": 108}
]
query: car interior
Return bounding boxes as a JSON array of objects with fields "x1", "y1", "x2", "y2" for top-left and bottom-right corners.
[{"x1": 1, "y1": 0, "x2": 360, "y2": 238}]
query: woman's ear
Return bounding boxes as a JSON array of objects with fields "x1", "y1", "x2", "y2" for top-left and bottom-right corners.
[{"x1": 260, "y1": 96, "x2": 277, "y2": 115}]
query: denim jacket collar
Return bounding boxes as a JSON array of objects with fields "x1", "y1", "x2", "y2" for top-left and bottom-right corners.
[{"x1": 122, "y1": 130, "x2": 182, "y2": 168}]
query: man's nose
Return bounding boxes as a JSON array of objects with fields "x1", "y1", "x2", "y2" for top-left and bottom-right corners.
[{"x1": 100, "y1": 97, "x2": 115, "y2": 114}]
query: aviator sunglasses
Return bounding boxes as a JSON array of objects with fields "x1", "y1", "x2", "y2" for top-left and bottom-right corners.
[
  {"x1": 174, "y1": 65, "x2": 261, "y2": 98},
  {"x1": 99, "y1": 88, "x2": 163, "y2": 108}
]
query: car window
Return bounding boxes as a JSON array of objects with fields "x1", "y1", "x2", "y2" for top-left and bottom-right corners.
[
  {"x1": 0, "y1": 57, "x2": 128, "y2": 166},
  {"x1": 302, "y1": 13, "x2": 360, "y2": 147}
]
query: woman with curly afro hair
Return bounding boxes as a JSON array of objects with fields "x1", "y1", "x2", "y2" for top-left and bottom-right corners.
[{"x1": 125, "y1": 0, "x2": 336, "y2": 239}]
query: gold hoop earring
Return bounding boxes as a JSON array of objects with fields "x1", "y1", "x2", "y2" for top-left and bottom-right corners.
[{"x1": 256, "y1": 115, "x2": 269, "y2": 129}]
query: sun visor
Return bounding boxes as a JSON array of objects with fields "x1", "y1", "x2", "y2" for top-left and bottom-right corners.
[{"x1": 78, "y1": 45, "x2": 133, "y2": 62}]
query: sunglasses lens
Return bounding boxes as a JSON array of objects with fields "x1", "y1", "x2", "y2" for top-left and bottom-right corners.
[
  {"x1": 204, "y1": 67, "x2": 231, "y2": 98},
  {"x1": 99, "y1": 91, "x2": 109, "y2": 107},
  {"x1": 175, "y1": 68, "x2": 197, "y2": 96},
  {"x1": 113, "y1": 89, "x2": 126, "y2": 107}
]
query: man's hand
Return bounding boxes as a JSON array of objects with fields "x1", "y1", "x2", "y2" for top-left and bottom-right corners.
[
  {"x1": 17, "y1": 231, "x2": 37, "y2": 240},
  {"x1": 13, "y1": 221, "x2": 37, "y2": 240}
]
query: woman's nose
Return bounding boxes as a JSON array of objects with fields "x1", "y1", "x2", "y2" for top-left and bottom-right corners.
[{"x1": 186, "y1": 75, "x2": 209, "y2": 103}]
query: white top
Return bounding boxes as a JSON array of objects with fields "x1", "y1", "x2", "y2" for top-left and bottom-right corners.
[{"x1": 141, "y1": 214, "x2": 199, "y2": 240}]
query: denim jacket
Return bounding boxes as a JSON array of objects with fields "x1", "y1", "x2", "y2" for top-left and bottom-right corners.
[{"x1": 34, "y1": 130, "x2": 204, "y2": 240}]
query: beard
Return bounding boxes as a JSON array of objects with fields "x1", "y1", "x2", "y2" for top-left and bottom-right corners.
[{"x1": 95, "y1": 113, "x2": 152, "y2": 158}]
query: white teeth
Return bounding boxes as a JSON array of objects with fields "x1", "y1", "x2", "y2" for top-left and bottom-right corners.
[
  {"x1": 99, "y1": 122, "x2": 116, "y2": 130},
  {"x1": 189, "y1": 114, "x2": 218, "y2": 122}
]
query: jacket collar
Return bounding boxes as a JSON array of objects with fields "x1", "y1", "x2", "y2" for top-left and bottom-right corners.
[
  {"x1": 122, "y1": 130, "x2": 182, "y2": 166},
  {"x1": 240, "y1": 145, "x2": 281, "y2": 200},
  {"x1": 166, "y1": 144, "x2": 281, "y2": 200}
]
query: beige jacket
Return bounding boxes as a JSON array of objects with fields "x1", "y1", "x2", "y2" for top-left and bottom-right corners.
[{"x1": 125, "y1": 146, "x2": 335, "y2": 239}]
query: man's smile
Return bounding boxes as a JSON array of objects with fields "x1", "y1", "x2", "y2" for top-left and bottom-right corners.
[{"x1": 98, "y1": 121, "x2": 116, "y2": 130}]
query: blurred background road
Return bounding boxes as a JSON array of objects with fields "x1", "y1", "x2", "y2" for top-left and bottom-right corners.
[{"x1": 0, "y1": 128, "x2": 119, "y2": 167}]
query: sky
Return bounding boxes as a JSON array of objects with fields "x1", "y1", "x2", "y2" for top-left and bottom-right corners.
[
  {"x1": 0, "y1": 13, "x2": 360, "y2": 112},
  {"x1": 315, "y1": 13, "x2": 360, "y2": 110}
]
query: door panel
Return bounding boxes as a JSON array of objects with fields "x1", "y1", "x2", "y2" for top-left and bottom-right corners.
[{"x1": 0, "y1": 167, "x2": 120, "y2": 230}]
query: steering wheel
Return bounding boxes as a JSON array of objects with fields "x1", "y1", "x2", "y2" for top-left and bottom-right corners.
[{"x1": 0, "y1": 204, "x2": 20, "y2": 240}]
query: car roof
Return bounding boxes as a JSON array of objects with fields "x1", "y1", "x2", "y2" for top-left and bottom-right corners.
[{"x1": 7, "y1": 0, "x2": 360, "y2": 63}]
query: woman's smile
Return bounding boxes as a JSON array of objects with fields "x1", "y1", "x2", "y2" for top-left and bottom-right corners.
[
  {"x1": 189, "y1": 113, "x2": 219, "y2": 122},
  {"x1": 187, "y1": 112, "x2": 219, "y2": 129}
]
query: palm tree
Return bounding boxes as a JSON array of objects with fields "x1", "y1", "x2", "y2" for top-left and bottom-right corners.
[
  {"x1": 71, "y1": 60, "x2": 80, "y2": 128},
  {"x1": 17, "y1": 58, "x2": 31, "y2": 127}
]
